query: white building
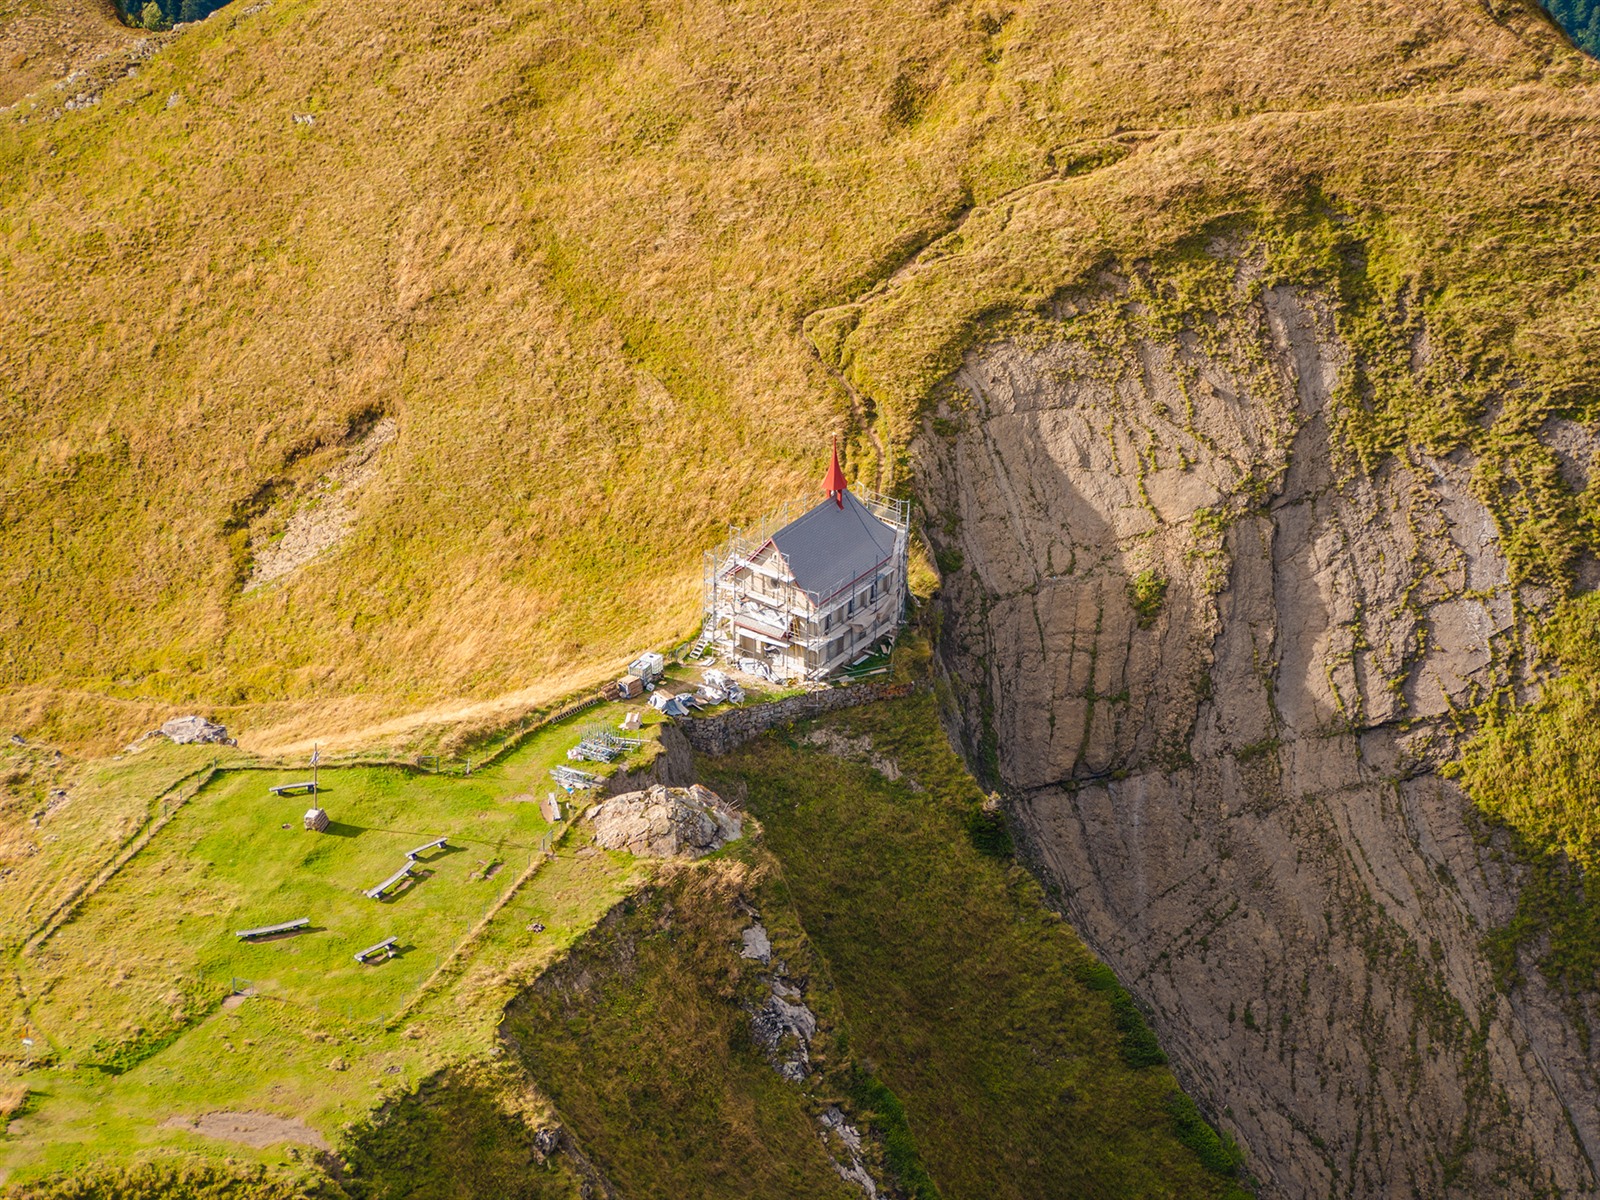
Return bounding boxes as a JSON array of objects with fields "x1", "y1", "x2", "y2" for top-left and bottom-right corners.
[{"x1": 701, "y1": 446, "x2": 910, "y2": 680}]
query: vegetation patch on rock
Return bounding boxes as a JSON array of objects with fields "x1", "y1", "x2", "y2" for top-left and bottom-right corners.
[
  {"x1": 500, "y1": 860, "x2": 903, "y2": 1199},
  {"x1": 1450, "y1": 594, "x2": 1600, "y2": 871},
  {"x1": 701, "y1": 694, "x2": 1252, "y2": 1199}
]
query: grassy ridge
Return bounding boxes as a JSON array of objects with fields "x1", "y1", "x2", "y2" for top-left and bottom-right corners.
[
  {"x1": 701, "y1": 694, "x2": 1250, "y2": 1200},
  {"x1": 501, "y1": 862, "x2": 871, "y2": 1200},
  {"x1": 819, "y1": 109, "x2": 1600, "y2": 498},
  {"x1": 338, "y1": 1066, "x2": 584, "y2": 1200}
]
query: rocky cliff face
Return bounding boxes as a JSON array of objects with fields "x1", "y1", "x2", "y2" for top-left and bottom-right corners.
[{"x1": 915, "y1": 268, "x2": 1600, "y2": 1197}]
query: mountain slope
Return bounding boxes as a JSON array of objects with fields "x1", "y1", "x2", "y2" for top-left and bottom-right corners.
[
  {"x1": 1, "y1": 0, "x2": 1594, "y2": 754},
  {"x1": 0, "y1": 0, "x2": 137, "y2": 108},
  {"x1": 6, "y1": 0, "x2": 1600, "y2": 1194}
]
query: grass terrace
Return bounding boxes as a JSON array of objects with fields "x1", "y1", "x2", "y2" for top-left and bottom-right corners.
[
  {"x1": 0, "y1": 700, "x2": 663, "y2": 1183},
  {"x1": 22, "y1": 765, "x2": 556, "y2": 1062}
]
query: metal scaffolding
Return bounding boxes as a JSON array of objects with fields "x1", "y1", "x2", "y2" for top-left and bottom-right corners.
[{"x1": 701, "y1": 488, "x2": 910, "y2": 681}]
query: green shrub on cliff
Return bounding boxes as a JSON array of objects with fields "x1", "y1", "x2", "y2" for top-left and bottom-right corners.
[
  {"x1": 1128, "y1": 571, "x2": 1169, "y2": 630},
  {"x1": 1164, "y1": 1091, "x2": 1245, "y2": 1177},
  {"x1": 1542, "y1": 0, "x2": 1600, "y2": 56},
  {"x1": 1450, "y1": 595, "x2": 1600, "y2": 871}
]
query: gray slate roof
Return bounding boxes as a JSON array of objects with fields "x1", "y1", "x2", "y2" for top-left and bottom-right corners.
[{"x1": 770, "y1": 490, "x2": 897, "y2": 603}]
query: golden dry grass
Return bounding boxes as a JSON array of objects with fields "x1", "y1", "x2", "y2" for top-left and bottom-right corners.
[
  {"x1": 0, "y1": 1083, "x2": 26, "y2": 1120},
  {"x1": 0, "y1": 0, "x2": 1597, "y2": 750},
  {"x1": 0, "y1": 0, "x2": 140, "y2": 109}
]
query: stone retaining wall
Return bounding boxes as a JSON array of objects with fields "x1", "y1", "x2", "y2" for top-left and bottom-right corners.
[{"x1": 677, "y1": 680, "x2": 917, "y2": 756}]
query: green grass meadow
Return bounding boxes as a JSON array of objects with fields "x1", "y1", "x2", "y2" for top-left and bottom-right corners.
[
  {"x1": 24, "y1": 764, "x2": 555, "y2": 1062},
  {"x1": 0, "y1": 703, "x2": 659, "y2": 1184}
]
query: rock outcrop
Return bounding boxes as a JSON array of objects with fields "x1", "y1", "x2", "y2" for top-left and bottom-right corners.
[
  {"x1": 751, "y1": 976, "x2": 818, "y2": 1083},
  {"x1": 818, "y1": 1105, "x2": 880, "y2": 1199},
  {"x1": 916, "y1": 272, "x2": 1600, "y2": 1197},
  {"x1": 245, "y1": 415, "x2": 398, "y2": 591},
  {"x1": 589, "y1": 784, "x2": 742, "y2": 858},
  {"x1": 158, "y1": 716, "x2": 232, "y2": 745}
]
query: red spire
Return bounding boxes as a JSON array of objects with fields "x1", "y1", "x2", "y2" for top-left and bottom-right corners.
[{"x1": 823, "y1": 438, "x2": 848, "y2": 508}]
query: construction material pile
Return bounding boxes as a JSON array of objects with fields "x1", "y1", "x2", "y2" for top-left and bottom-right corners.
[
  {"x1": 700, "y1": 669, "x2": 745, "y2": 704},
  {"x1": 648, "y1": 691, "x2": 697, "y2": 717},
  {"x1": 567, "y1": 728, "x2": 643, "y2": 763},
  {"x1": 550, "y1": 765, "x2": 599, "y2": 790}
]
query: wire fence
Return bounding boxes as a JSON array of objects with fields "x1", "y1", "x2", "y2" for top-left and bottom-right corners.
[{"x1": 400, "y1": 694, "x2": 607, "y2": 778}]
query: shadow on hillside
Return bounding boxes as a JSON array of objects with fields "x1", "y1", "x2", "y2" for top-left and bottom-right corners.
[
  {"x1": 248, "y1": 924, "x2": 325, "y2": 942},
  {"x1": 375, "y1": 869, "x2": 433, "y2": 902},
  {"x1": 408, "y1": 843, "x2": 465, "y2": 864}
]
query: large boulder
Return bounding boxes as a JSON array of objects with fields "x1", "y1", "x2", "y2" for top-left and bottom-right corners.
[
  {"x1": 589, "y1": 784, "x2": 741, "y2": 858},
  {"x1": 158, "y1": 715, "x2": 231, "y2": 745}
]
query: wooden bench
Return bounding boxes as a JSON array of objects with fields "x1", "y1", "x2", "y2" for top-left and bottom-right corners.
[
  {"x1": 235, "y1": 917, "x2": 310, "y2": 940},
  {"x1": 364, "y1": 864, "x2": 413, "y2": 900},
  {"x1": 405, "y1": 837, "x2": 448, "y2": 861},
  {"x1": 354, "y1": 936, "x2": 398, "y2": 963},
  {"x1": 269, "y1": 781, "x2": 318, "y2": 796}
]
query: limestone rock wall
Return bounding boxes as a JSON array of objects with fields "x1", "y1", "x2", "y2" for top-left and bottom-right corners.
[
  {"x1": 605, "y1": 724, "x2": 698, "y2": 794},
  {"x1": 914, "y1": 278, "x2": 1600, "y2": 1198}
]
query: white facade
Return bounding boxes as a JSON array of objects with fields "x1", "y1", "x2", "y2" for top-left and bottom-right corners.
[{"x1": 702, "y1": 487, "x2": 910, "y2": 680}]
